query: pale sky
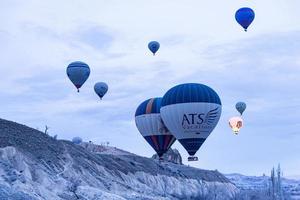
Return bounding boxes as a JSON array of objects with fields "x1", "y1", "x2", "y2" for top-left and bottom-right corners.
[{"x1": 1, "y1": 0, "x2": 300, "y2": 176}]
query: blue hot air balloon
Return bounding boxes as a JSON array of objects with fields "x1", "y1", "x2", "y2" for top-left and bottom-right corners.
[
  {"x1": 94, "y1": 82, "x2": 108, "y2": 100},
  {"x1": 160, "y1": 83, "x2": 222, "y2": 161},
  {"x1": 235, "y1": 7, "x2": 255, "y2": 31},
  {"x1": 72, "y1": 137, "x2": 83, "y2": 144},
  {"x1": 235, "y1": 102, "x2": 247, "y2": 115},
  {"x1": 148, "y1": 41, "x2": 160, "y2": 55},
  {"x1": 135, "y1": 98, "x2": 176, "y2": 158},
  {"x1": 67, "y1": 61, "x2": 90, "y2": 92}
]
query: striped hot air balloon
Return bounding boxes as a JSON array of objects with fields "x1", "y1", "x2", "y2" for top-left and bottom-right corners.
[{"x1": 135, "y1": 97, "x2": 176, "y2": 158}]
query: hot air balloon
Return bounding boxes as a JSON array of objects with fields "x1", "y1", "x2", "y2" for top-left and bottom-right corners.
[
  {"x1": 94, "y1": 82, "x2": 108, "y2": 100},
  {"x1": 148, "y1": 41, "x2": 160, "y2": 55},
  {"x1": 235, "y1": 7, "x2": 255, "y2": 32},
  {"x1": 236, "y1": 102, "x2": 247, "y2": 115},
  {"x1": 67, "y1": 61, "x2": 90, "y2": 92},
  {"x1": 72, "y1": 137, "x2": 83, "y2": 144},
  {"x1": 160, "y1": 83, "x2": 222, "y2": 161},
  {"x1": 229, "y1": 116, "x2": 243, "y2": 135},
  {"x1": 135, "y1": 97, "x2": 176, "y2": 159}
]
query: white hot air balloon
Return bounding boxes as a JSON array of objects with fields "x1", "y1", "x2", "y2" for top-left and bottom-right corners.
[
  {"x1": 160, "y1": 83, "x2": 222, "y2": 161},
  {"x1": 135, "y1": 97, "x2": 176, "y2": 159},
  {"x1": 229, "y1": 116, "x2": 243, "y2": 135}
]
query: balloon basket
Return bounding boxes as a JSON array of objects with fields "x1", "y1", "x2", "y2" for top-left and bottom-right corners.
[
  {"x1": 158, "y1": 157, "x2": 164, "y2": 164},
  {"x1": 188, "y1": 156, "x2": 198, "y2": 161}
]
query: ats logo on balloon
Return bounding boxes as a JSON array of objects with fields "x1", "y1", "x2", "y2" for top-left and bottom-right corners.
[{"x1": 181, "y1": 107, "x2": 220, "y2": 130}]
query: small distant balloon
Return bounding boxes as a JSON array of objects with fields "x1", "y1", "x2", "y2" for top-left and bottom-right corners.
[
  {"x1": 236, "y1": 102, "x2": 247, "y2": 115},
  {"x1": 235, "y1": 7, "x2": 255, "y2": 32},
  {"x1": 148, "y1": 41, "x2": 160, "y2": 55},
  {"x1": 229, "y1": 116, "x2": 243, "y2": 135},
  {"x1": 94, "y1": 82, "x2": 108, "y2": 100},
  {"x1": 67, "y1": 61, "x2": 90, "y2": 92},
  {"x1": 72, "y1": 137, "x2": 83, "y2": 144}
]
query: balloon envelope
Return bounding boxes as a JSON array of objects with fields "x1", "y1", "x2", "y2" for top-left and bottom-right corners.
[
  {"x1": 135, "y1": 97, "x2": 176, "y2": 158},
  {"x1": 148, "y1": 41, "x2": 160, "y2": 55},
  {"x1": 236, "y1": 102, "x2": 247, "y2": 115},
  {"x1": 72, "y1": 137, "x2": 83, "y2": 144},
  {"x1": 235, "y1": 7, "x2": 255, "y2": 31},
  {"x1": 229, "y1": 116, "x2": 243, "y2": 135},
  {"x1": 67, "y1": 61, "x2": 90, "y2": 92},
  {"x1": 160, "y1": 83, "x2": 222, "y2": 160},
  {"x1": 94, "y1": 82, "x2": 108, "y2": 99}
]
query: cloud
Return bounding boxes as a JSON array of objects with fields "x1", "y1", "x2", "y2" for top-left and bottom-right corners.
[{"x1": 76, "y1": 25, "x2": 114, "y2": 50}]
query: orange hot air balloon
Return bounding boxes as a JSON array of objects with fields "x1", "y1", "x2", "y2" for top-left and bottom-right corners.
[{"x1": 229, "y1": 116, "x2": 243, "y2": 135}]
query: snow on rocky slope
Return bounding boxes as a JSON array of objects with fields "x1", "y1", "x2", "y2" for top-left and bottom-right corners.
[
  {"x1": 0, "y1": 118, "x2": 237, "y2": 200},
  {"x1": 226, "y1": 173, "x2": 300, "y2": 199},
  {"x1": 79, "y1": 142, "x2": 133, "y2": 156}
]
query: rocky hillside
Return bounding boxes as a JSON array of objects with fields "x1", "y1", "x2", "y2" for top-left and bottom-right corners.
[
  {"x1": 0, "y1": 118, "x2": 237, "y2": 200},
  {"x1": 226, "y1": 173, "x2": 300, "y2": 200},
  {"x1": 152, "y1": 148, "x2": 183, "y2": 165}
]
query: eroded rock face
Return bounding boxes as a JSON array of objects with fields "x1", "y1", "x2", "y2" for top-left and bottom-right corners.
[
  {"x1": 152, "y1": 148, "x2": 183, "y2": 165},
  {"x1": 0, "y1": 118, "x2": 237, "y2": 200}
]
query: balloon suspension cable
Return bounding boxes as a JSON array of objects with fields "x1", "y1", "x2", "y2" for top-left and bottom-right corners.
[
  {"x1": 100, "y1": 97, "x2": 102, "y2": 100},
  {"x1": 153, "y1": 53, "x2": 155, "y2": 56}
]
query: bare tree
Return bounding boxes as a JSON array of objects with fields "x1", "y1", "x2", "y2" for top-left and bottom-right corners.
[
  {"x1": 271, "y1": 167, "x2": 275, "y2": 199},
  {"x1": 44, "y1": 125, "x2": 49, "y2": 135},
  {"x1": 277, "y1": 164, "x2": 283, "y2": 200}
]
